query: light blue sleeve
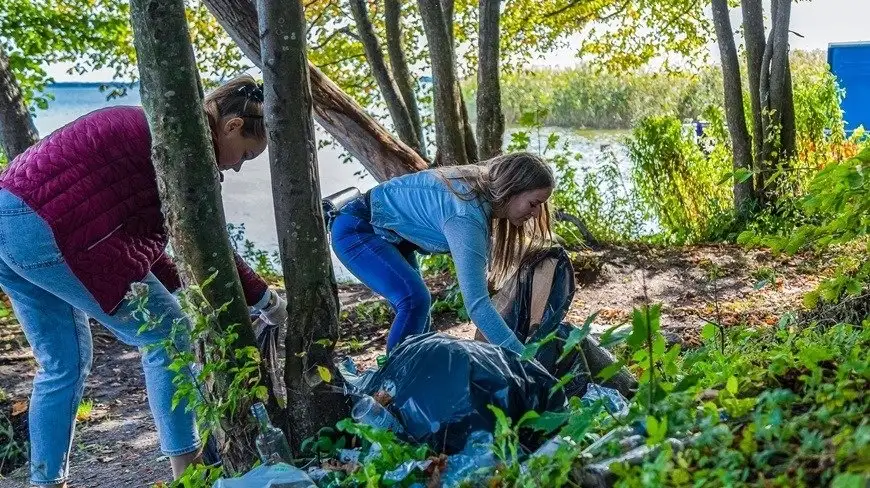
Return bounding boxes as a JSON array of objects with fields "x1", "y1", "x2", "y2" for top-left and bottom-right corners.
[{"x1": 442, "y1": 216, "x2": 525, "y2": 354}]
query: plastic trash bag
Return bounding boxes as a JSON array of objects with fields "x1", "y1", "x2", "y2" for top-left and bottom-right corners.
[
  {"x1": 441, "y1": 431, "x2": 498, "y2": 487},
  {"x1": 337, "y1": 356, "x2": 377, "y2": 394},
  {"x1": 490, "y1": 247, "x2": 590, "y2": 398},
  {"x1": 361, "y1": 332, "x2": 565, "y2": 453},
  {"x1": 493, "y1": 247, "x2": 576, "y2": 343},
  {"x1": 581, "y1": 384, "x2": 629, "y2": 416},
  {"x1": 212, "y1": 463, "x2": 316, "y2": 488},
  {"x1": 490, "y1": 246, "x2": 638, "y2": 399}
]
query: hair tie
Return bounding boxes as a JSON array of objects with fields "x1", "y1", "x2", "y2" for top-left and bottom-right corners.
[{"x1": 237, "y1": 82, "x2": 264, "y2": 103}]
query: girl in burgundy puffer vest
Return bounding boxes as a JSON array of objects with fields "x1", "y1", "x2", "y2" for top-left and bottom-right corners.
[{"x1": 0, "y1": 75, "x2": 287, "y2": 486}]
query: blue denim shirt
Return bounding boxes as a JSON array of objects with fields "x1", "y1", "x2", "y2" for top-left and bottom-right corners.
[{"x1": 369, "y1": 169, "x2": 524, "y2": 353}]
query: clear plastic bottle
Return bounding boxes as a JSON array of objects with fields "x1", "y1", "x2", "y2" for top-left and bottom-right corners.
[
  {"x1": 250, "y1": 402, "x2": 293, "y2": 465},
  {"x1": 351, "y1": 395, "x2": 404, "y2": 434}
]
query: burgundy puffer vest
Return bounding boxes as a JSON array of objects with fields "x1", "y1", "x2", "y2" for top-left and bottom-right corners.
[{"x1": 0, "y1": 106, "x2": 267, "y2": 313}]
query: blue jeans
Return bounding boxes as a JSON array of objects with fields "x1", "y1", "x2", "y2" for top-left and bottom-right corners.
[
  {"x1": 0, "y1": 189, "x2": 199, "y2": 485},
  {"x1": 331, "y1": 204, "x2": 431, "y2": 352}
]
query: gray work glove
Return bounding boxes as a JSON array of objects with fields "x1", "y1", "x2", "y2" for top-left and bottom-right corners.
[{"x1": 259, "y1": 289, "x2": 288, "y2": 326}]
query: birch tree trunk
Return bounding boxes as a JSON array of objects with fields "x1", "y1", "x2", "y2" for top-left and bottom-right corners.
[{"x1": 349, "y1": 0, "x2": 423, "y2": 156}]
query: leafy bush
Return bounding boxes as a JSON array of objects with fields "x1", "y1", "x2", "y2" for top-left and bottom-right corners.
[
  {"x1": 627, "y1": 114, "x2": 732, "y2": 244},
  {"x1": 740, "y1": 146, "x2": 870, "y2": 315}
]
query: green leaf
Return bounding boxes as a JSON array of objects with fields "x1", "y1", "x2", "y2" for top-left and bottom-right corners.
[
  {"x1": 799, "y1": 344, "x2": 833, "y2": 369},
  {"x1": 596, "y1": 360, "x2": 625, "y2": 383},
  {"x1": 559, "y1": 314, "x2": 595, "y2": 363},
  {"x1": 525, "y1": 411, "x2": 570, "y2": 434},
  {"x1": 317, "y1": 365, "x2": 332, "y2": 384},
  {"x1": 832, "y1": 473, "x2": 866, "y2": 488},
  {"x1": 726, "y1": 376, "x2": 738, "y2": 395},
  {"x1": 254, "y1": 385, "x2": 268, "y2": 401},
  {"x1": 735, "y1": 168, "x2": 753, "y2": 183},
  {"x1": 672, "y1": 374, "x2": 700, "y2": 393},
  {"x1": 522, "y1": 331, "x2": 557, "y2": 360},
  {"x1": 627, "y1": 307, "x2": 649, "y2": 349},
  {"x1": 550, "y1": 372, "x2": 576, "y2": 398},
  {"x1": 517, "y1": 410, "x2": 540, "y2": 427},
  {"x1": 646, "y1": 415, "x2": 667, "y2": 444},
  {"x1": 599, "y1": 323, "x2": 629, "y2": 348},
  {"x1": 701, "y1": 322, "x2": 716, "y2": 341},
  {"x1": 753, "y1": 278, "x2": 771, "y2": 290}
]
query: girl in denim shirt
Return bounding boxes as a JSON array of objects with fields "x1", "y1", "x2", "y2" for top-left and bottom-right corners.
[{"x1": 331, "y1": 152, "x2": 554, "y2": 355}]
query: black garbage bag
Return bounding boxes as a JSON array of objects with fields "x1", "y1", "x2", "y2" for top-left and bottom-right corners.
[
  {"x1": 490, "y1": 247, "x2": 590, "y2": 398},
  {"x1": 495, "y1": 247, "x2": 576, "y2": 342},
  {"x1": 362, "y1": 332, "x2": 566, "y2": 453},
  {"x1": 490, "y1": 246, "x2": 637, "y2": 399}
]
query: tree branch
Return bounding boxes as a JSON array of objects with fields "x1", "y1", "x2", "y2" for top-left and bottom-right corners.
[
  {"x1": 315, "y1": 52, "x2": 367, "y2": 68},
  {"x1": 555, "y1": 210, "x2": 600, "y2": 248}
]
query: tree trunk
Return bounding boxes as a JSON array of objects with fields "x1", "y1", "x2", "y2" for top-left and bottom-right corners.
[
  {"x1": 438, "y1": 0, "x2": 478, "y2": 163},
  {"x1": 459, "y1": 84, "x2": 479, "y2": 163},
  {"x1": 0, "y1": 46, "x2": 39, "y2": 162},
  {"x1": 781, "y1": 52, "x2": 796, "y2": 162},
  {"x1": 759, "y1": 0, "x2": 793, "y2": 203},
  {"x1": 383, "y1": 0, "x2": 427, "y2": 158},
  {"x1": 741, "y1": 0, "x2": 765, "y2": 173},
  {"x1": 130, "y1": 0, "x2": 259, "y2": 472},
  {"x1": 349, "y1": 0, "x2": 422, "y2": 156},
  {"x1": 202, "y1": 0, "x2": 427, "y2": 182},
  {"x1": 710, "y1": 0, "x2": 753, "y2": 214},
  {"x1": 418, "y1": 0, "x2": 468, "y2": 165},
  {"x1": 258, "y1": 0, "x2": 349, "y2": 449},
  {"x1": 476, "y1": 0, "x2": 504, "y2": 160}
]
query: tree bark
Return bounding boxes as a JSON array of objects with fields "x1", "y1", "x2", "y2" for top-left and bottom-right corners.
[
  {"x1": 710, "y1": 0, "x2": 753, "y2": 214},
  {"x1": 458, "y1": 84, "x2": 479, "y2": 163},
  {"x1": 0, "y1": 46, "x2": 39, "y2": 162},
  {"x1": 130, "y1": 0, "x2": 260, "y2": 472},
  {"x1": 741, "y1": 0, "x2": 765, "y2": 172},
  {"x1": 202, "y1": 0, "x2": 428, "y2": 182},
  {"x1": 476, "y1": 0, "x2": 504, "y2": 160},
  {"x1": 438, "y1": 0, "x2": 478, "y2": 163},
  {"x1": 349, "y1": 0, "x2": 422, "y2": 156},
  {"x1": 781, "y1": 58, "x2": 796, "y2": 161},
  {"x1": 417, "y1": 0, "x2": 468, "y2": 165},
  {"x1": 759, "y1": 0, "x2": 794, "y2": 202},
  {"x1": 383, "y1": 0, "x2": 427, "y2": 158},
  {"x1": 258, "y1": 0, "x2": 349, "y2": 449}
]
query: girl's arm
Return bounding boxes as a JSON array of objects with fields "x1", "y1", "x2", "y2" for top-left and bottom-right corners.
[{"x1": 443, "y1": 216, "x2": 525, "y2": 353}]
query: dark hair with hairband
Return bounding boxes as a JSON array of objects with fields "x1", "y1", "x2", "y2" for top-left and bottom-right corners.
[{"x1": 237, "y1": 82, "x2": 264, "y2": 103}]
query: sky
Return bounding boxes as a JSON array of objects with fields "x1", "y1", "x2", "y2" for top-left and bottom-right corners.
[{"x1": 46, "y1": 0, "x2": 870, "y2": 82}]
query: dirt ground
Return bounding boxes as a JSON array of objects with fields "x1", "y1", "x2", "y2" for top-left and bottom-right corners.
[{"x1": 0, "y1": 244, "x2": 830, "y2": 487}]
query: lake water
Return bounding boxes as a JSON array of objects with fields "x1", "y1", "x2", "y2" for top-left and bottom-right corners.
[{"x1": 30, "y1": 84, "x2": 630, "y2": 279}]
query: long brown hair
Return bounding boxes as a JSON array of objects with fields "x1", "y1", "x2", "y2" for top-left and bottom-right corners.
[
  {"x1": 203, "y1": 75, "x2": 266, "y2": 160},
  {"x1": 435, "y1": 152, "x2": 555, "y2": 286}
]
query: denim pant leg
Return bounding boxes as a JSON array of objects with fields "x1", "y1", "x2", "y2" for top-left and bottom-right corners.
[
  {"x1": 398, "y1": 247, "x2": 432, "y2": 333},
  {"x1": 86, "y1": 274, "x2": 200, "y2": 457},
  {"x1": 0, "y1": 190, "x2": 199, "y2": 485},
  {"x1": 0, "y1": 259, "x2": 92, "y2": 485},
  {"x1": 331, "y1": 214, "x2": 431, "y2": 351}
]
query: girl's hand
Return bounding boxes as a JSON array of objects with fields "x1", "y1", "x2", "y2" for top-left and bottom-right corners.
[{"x1": 260, "y1": 289, "x2": 288, "y2": 326}]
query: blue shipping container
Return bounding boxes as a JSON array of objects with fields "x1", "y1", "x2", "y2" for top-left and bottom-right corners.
[{"x1": 828, "y1": 42, "x2": 870, "y2": 133}]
